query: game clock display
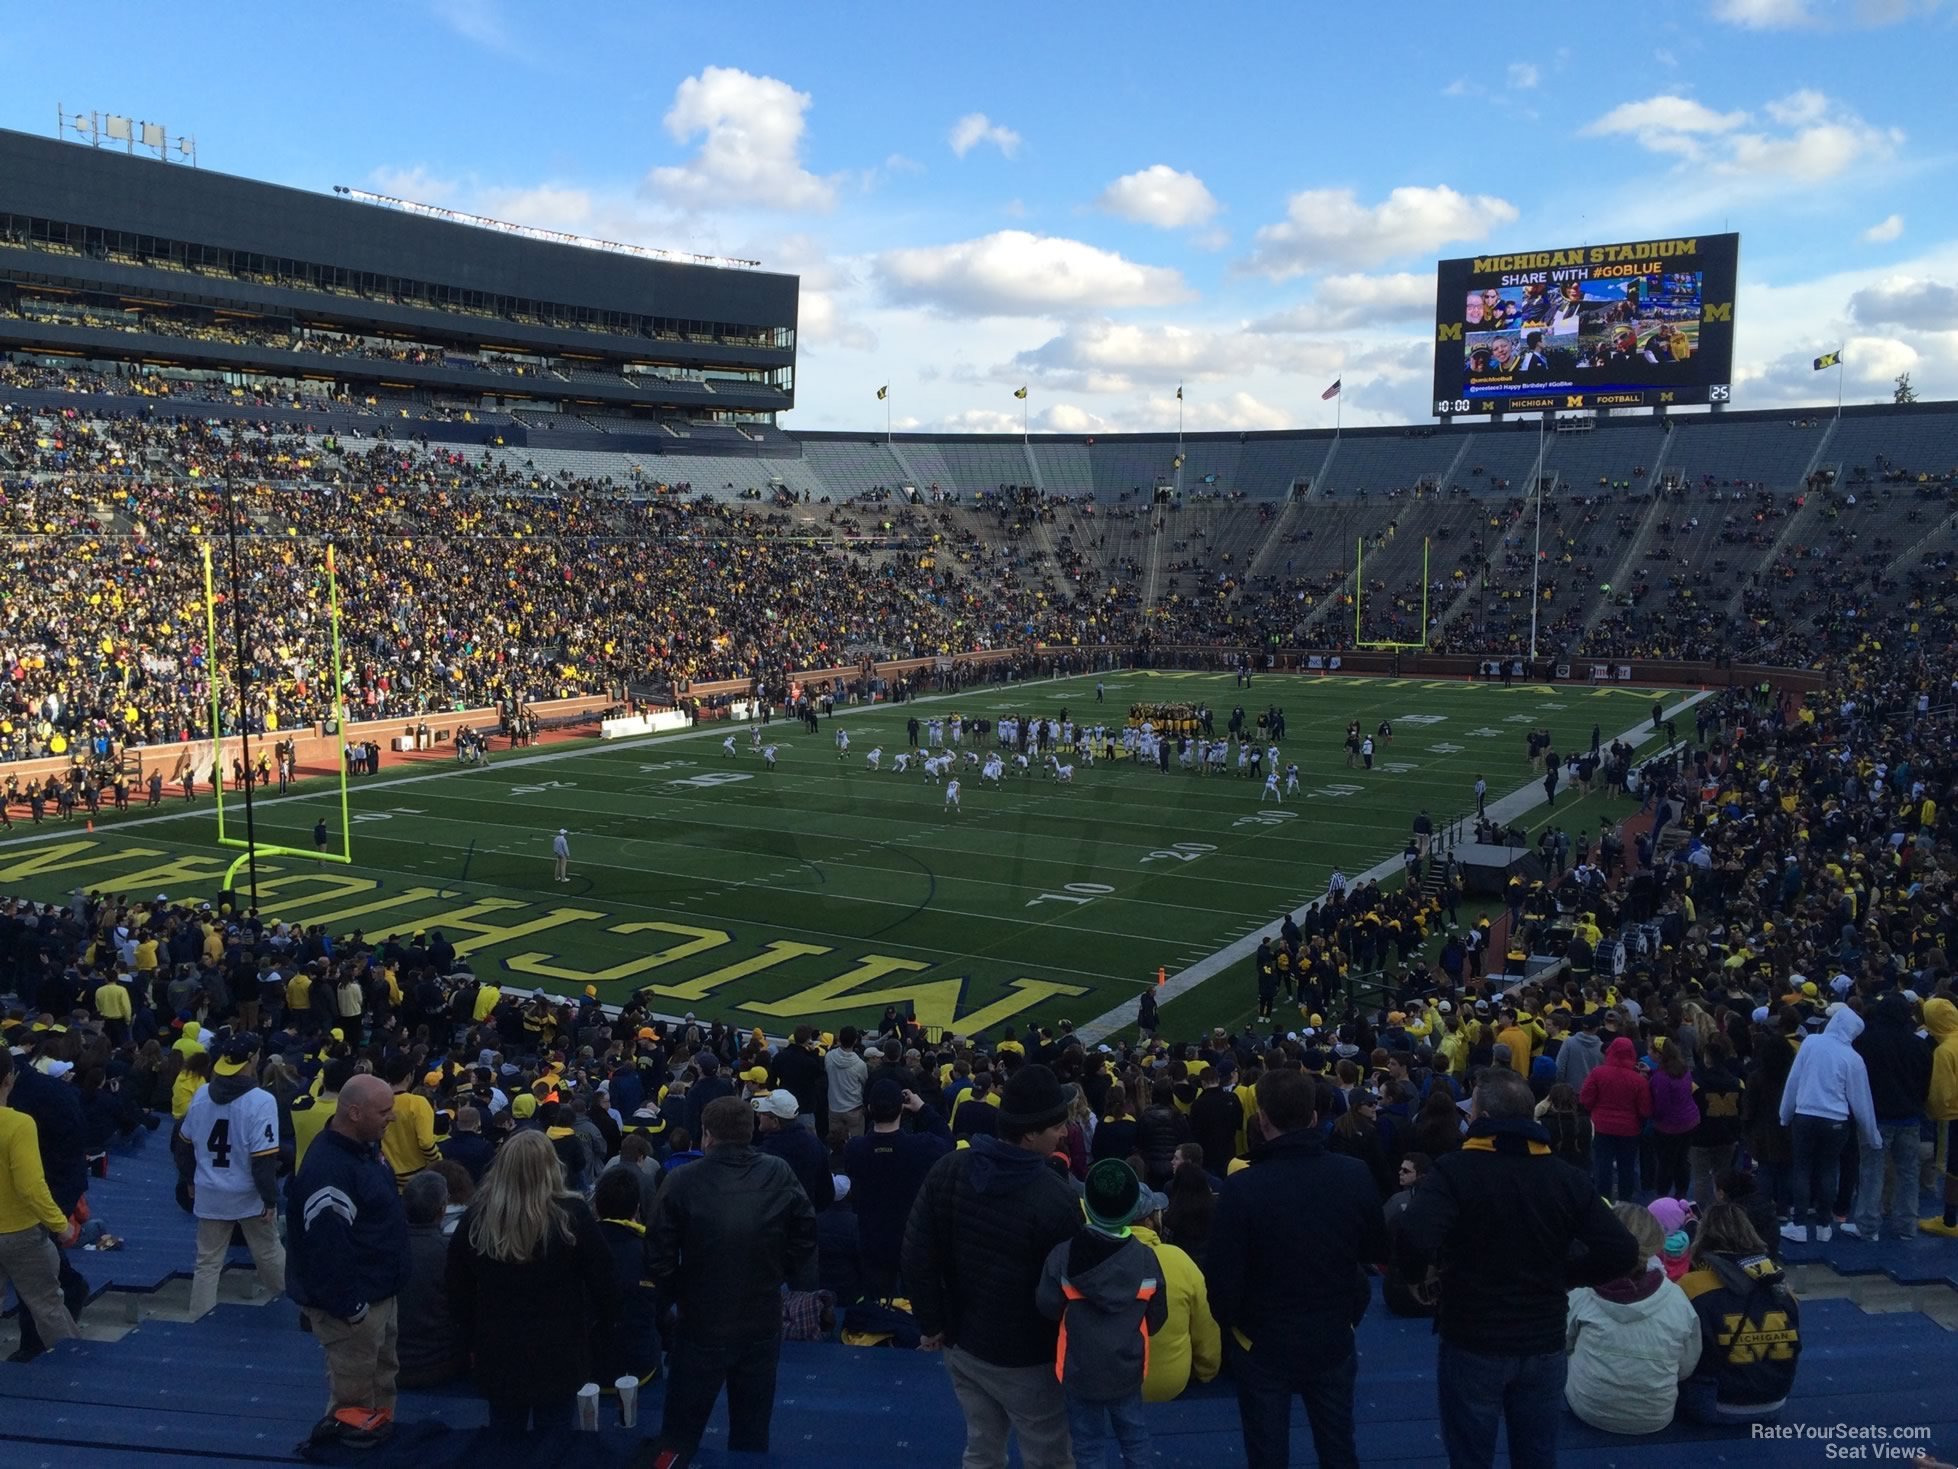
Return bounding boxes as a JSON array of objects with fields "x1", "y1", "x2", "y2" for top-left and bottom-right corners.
[{"x1": 1431, "y1": 233, "x2": 1738, "y2": 415}]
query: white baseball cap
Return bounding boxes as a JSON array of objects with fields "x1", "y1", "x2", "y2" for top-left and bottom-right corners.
[{"x1": 752, "y1": 1091, "x2": 799, "y2": 1120}]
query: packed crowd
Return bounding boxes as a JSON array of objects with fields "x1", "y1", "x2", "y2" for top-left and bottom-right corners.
[{"x1": 0, "y1": 632, "x2": 1955, "y2": 1465}]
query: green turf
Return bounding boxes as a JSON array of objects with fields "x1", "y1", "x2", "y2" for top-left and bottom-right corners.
[{"x1": 0, "y1": 673, "x2": 1672, "y2": 1040}]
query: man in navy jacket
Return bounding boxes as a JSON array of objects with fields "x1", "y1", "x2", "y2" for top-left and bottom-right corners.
[{"x1": 288, "y1": 1074, "x2": 410, "y2": 1449}]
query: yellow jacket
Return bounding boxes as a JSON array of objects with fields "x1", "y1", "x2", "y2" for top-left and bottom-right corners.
[
  {"x1": 382, "y1": 1091, "x2": 441, "y2": 1181},
  {"x1": 171, "y1": 1070, "x2": 205, "y2": 1120},
  {"x1": 472, "y1": 985, "x2": 502, "y2": 1023},
  {"x1": 1129, "y1": 1225, "x2": 1220, "y2": 1402},
  {"x1": 0, "y1": 1108, "x2": 67, "y2": 1233},
  {"x1": 1926, "y1": 999, "x2": 1958, "y2": 1122}
]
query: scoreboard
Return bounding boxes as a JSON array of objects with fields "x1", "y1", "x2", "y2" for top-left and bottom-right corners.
[{"x1": 1431, "y1": 232, "x2": 1739, "y2": 416}]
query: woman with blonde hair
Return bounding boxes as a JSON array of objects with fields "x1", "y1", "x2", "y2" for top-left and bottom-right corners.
[{"x1": 445, "y1": 1129, "x2": 614, "y2": 1433}]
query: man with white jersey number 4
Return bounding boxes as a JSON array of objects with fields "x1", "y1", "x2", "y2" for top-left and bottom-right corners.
[{"x1": 176, "y1": 1032, "x2": 285, "y2": 1319}]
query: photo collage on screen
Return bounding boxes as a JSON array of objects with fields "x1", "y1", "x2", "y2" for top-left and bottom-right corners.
[{"x1": 1462, "y1": 270, "x2": 1702, "y2": 394}]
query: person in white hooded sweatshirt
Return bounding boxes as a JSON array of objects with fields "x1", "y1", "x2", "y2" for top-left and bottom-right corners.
[
  {"x1": 1777, "y1": 1007, "x2": 1881, "y2": 1244},
  {"x1": 1564, "y1": 1202, "x2": 1702, "y2": 1435}
]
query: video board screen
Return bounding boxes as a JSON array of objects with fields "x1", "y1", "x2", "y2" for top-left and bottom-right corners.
[{"x1": 1431, "y1": 233, "x2": 1738, "y2": 416}]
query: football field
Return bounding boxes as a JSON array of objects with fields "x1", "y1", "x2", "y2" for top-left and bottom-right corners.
[{"x1": 0, "y1": 673, "x2": 1683, "y2": 1042}]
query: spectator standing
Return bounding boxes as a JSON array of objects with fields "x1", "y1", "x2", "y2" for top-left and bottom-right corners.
[
  {"x1": 1036, "y1": 1159, "x2": 1168, "y2": 1469},
  {"x1": 1397, "y1": 1070, "x2": 1639, "y2": 1469},
  {"x1": 1925, "y1": 998, "x2": 1958, "y2": 1238},
  {"x1": 1777, "y1": 1008, "x2": 1880, "y2": 1245},
  {"x1": 767, "y1": 1025, "x2": 828, "y2": 1131},
  {"x1": 395, "y1": 1172, "x2": 465, "y2": 1389},
  {"x1": 1128, "y1": 1188, "x2": 1220, "y2": 1402},
  {"x1": 0, "y1": 1049, "x2": 78, "y2": 1350},
  {"x1": 379, "y1": 1056, "x2": 441, "y2": 1187},
  {"x1": 1553, "y1": 1013, "x2": 1604, "y2": 1091},
  {"x1": 647, "y1": 1095, "x2": 818, "y2": 1464},
  {"x1": 7, "y1": 1054, "x2": 89, "y2": 1360},
  {"x1": 902, "y1": 1064, "x2": 1080, "y2": 1469},
  {"x1": 825, "y1": 1029, "x2": 869, "y2": 1138},
  {"x1": 1849, "y1": 993, "x2": 1932, "y2": 1241},
  {"x1": 176, "y1": 1033, "x2": 285, "y2": 1319},
  {"x1": 1688, "y1": 1038, "x2": 1747, "y2": 1213},
  {"x1": 438, "y1": 1104, "x2": 495, "y2": 1185},
  {"x1": 591, "y1": 1168, "x2": 662, "y2": 1393},
  {"x1": 1578, "y1": 1036, "x2": 1651, "y2": 1201},
  {"x1": 445, "y1": 1130, "x2": 614, "y2": 1434},
  {"x1": 1205, "y1": 1069, "x2": 1388, "y2": 1469},
  {"x1": 843, "y1": 1079, "x2": 952, "y2": 1297},
  {"x1": 753, "y1": 1090, "x2": 834, "y2": 1208},
  {"x1": 289, "y1": 1074, "x2": 411, "y2": 1450},
  {"x1": 1648, "y1": 1045, "x2": 1699, "y2": 1199}
]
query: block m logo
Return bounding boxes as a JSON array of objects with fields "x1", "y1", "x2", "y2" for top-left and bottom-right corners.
[
  {"x1": 1437, "y1": 322, "x2": 1463, "y2": 342},
  {"x1": 1703, "y1": 303, "x2": 1733, "y2": 322},
  {"x1": 1566, "y1": 395, "x2": 1585, "y2": 409}
]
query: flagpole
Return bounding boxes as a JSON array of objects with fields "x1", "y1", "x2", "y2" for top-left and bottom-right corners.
[
  {"x1": 1836, "y1": 346, "x2": 1844, "y2": 421},
  {"x1": 1529, "y1": 412, "x2": 1545, "y2": 663},
  {"x1": 1177, "y1": 385, "x2": 1184, "y2": 501},
  {"x1": 886, "y1": 388, "x2": 892, "y2": 445}
]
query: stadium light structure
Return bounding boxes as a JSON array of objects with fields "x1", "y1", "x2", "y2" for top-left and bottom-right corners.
[{"x1": 331, "y1": 185, "x2": 760, "y2": 270}]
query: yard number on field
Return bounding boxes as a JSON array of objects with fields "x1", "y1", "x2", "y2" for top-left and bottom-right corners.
[
  {"x1": 511, "y1": 780, "x2": 577, "y2": 796},
  {"x1": 1026, "y1": 882, "x2": 1115, "y2": 909},
  {"x1": 1141, "y1": 841, "x2": 1217, "y2": 865}
]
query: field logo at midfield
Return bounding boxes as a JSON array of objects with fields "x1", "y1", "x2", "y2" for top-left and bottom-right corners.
[{"x1": 0, "y1": 838, "x2": 1083, "y2": 1033}]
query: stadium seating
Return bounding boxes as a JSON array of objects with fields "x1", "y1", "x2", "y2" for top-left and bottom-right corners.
[{"x1": 8, "y1": 1270, "x2": 1953, "y2": 1468}]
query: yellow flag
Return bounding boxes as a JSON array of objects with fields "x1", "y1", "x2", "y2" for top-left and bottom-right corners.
[{"x1": 1013, "y1": 386, "x2": 1029, "y2": 400}]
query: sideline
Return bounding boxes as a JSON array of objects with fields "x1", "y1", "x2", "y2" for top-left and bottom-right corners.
[{"x1": 1072, "y1": 688, "x2": 1714, "y2": 1044}]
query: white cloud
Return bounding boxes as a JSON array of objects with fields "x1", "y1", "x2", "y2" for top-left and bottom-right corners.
[
  {"x1": 1654, "y1": 47, "x2": 1680, "y2": 66},
  {"x1": 1252, "y1": 272, "x2": 1436, "y2": 333},
  {"x1": 428, "y1": 0, "x2": 523, "y2": 55},
  {"x1": 1508, "y1": 62, "x2": 1541, "y2": 89},
  {"x1": 948, "y1": 113, "x2": 1022, "y2": 159},
  {"x1": 1094, "y1": 165, "x2": 1220, "y2": 230},
  {"x1": 875, "y1": 230, "x2": 1193, "y2": 317},
  {"x1": 1583, "y1": 91, "x2": 1901, "y2": 181},
  {"x1": 368, "y1": 165, "x2": 461, "y2": 205},
  {"x1": 1241, "y1": 185, "x2": 1517, "y2": 278},
  {"x1": 1848, "y1": 276, "x2": 1958, "y2": 329},
  {"x1": 1862, "y1": 214, "x2": 1905, "y2": 243},
  {"x1": 1713, "y1": 0, "x2": 1813, "y2": 26},
  {"x1": 1582, "y1": 95, "x2": 1750, "y2": 158},
  {"x1": 649, "y1": 66, "x2": 835, "y2": 212}
]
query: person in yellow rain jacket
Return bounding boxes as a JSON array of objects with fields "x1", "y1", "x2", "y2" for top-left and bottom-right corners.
[
  {"x1": 1129, "y1": 1206, "x2": 1220, "y2": 1402},
  {"x1": 1921, "y1": 999, "x2": 1958, "y2": 1238}
]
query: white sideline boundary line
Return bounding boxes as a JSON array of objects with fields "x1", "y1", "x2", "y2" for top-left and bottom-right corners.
[{"x1": 1072, "y1": 689, "x2": 1714, "y2": 1045}]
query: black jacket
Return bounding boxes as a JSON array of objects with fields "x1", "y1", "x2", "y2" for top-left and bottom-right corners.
[
  {"x1": 1190, "y1": 1088, "x2": 1242, "y2": 1172},
  {"x1": 10, "y1": 1067, "x2": 88, "y2": 1216},
  {"x1": 647, "y1": 1143, "x2": 818, "y2": 1346},
  {"x1": 447, "y1": 1196, "x2": 615, "y2": 1403},
  {"x1": 396, "y1": 1221, "x2": 465, "y2": 1387},
  {"x1": 843, "y1": 1113, "x2": 952, "y2": 1271},
  {"x1": 1855, "y1": 994, "x2": 1934, "y2": 1121},
  {"x1": 1396, "y1": 1115, "x2": 1639, "y2": 1355},
  {"x1": 437, "y1": 1130, "x2": 495, "y2": 1184},
  {"x1": 1204, "y1": 1129, "x2": 1387, "y2": 1369},
  {"x1": 901, "y1": 1134, "x2": 1081, "y2": 1368},
  {"x1": 1135, "y1": 1105, "x2": 1191, "y2": 1186},
  {"x1": 769, "y1": 1044, "x2": 828, "y2": 1125},
  {"x1": 759, "y1": 1121, "x2": 836, "y2": 1210},
  {"x1": 596, "y1": 1217, "x2": 662, "y2": 1386}
]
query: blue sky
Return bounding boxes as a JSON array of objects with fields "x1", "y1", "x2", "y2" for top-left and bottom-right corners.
[{"x1": 2, "y1": 0, "x2": 1953, "y2": 431}]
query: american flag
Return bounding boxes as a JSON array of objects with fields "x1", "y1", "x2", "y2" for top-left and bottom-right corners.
[{"x1": 1322, "y1": 379, "x2": 1342, "y2": 401}]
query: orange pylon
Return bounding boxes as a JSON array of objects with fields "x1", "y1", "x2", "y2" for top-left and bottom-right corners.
[{"x1": 1156, "y1": 966, "x2": 1167, "y2": 987}]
